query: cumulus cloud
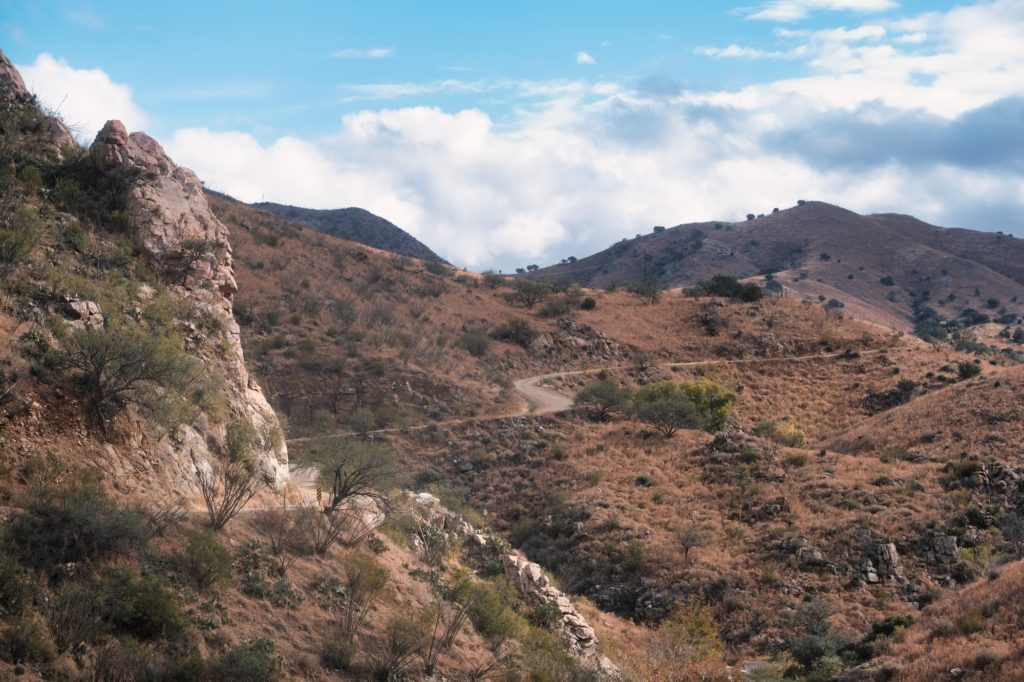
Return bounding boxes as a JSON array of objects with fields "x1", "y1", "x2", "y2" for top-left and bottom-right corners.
[
  {"x1": 576, "y1": 51, "x2": 596, "y2": 65},
  {"x1": 330, "y1": 47, "x2": 393, "y2": 59},
  {"x1": 19, "y1": 0, "x2": 1024, "y2": 271},
  {"x1": 16, "y1": 53, "x2": 147, "y2": 140}
]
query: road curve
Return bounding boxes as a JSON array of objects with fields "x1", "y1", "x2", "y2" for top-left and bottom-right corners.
[{"x1": 286, "y1": 349, "x2": 882, "y2": 445}]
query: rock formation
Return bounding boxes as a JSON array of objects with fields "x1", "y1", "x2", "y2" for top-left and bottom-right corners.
[
  {"x1": 0, "y1": 49, "x2": 77, "y2": 156},
  {"x1": 87, "y1": 120, "x2": 287, "y2": 487}
]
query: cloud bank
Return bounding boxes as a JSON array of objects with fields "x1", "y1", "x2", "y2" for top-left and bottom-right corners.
[{"x1": 17, "y1": 1, "x2": 1024, "y2": 271}]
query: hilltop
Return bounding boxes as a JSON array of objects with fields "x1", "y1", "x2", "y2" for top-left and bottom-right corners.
[
  {"x1": 243, "y1": 197, "x2": 446, "y2": 263},
  {"x1": 531, "y1": 202, "x2": 1024, "y2": 333}
]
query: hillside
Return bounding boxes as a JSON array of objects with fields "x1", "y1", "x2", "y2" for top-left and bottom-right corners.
[
  {"x1": 532, "y1": 202, "x2": 1024, "y2": 333},
  {"x1": 245, "y1": 198, "x2": 446, "y2": 263}
]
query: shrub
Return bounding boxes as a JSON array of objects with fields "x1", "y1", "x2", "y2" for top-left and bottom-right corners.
[
  {"x1": 459, "y1": 578, "x2": 520, "y2": 649},
  {"x1": 45, "y1": 582, "x2": 106, "y2": 652},
  {"x1": 0, "y1": 553, "x2": 34, "y2": 616},
  {"x1": 491, "y1": 318, "x2": 538, "y2": 349},
  {"x1": 368, "y1": 615, "x2": 424, "y2": 681},
  {"x1": 195, "y1": 459, "x2": 266, "y2": 531},
  {"x1": 334, "y1": 552, "x2": 389, "y2": 641},
  {"x1": 538, "y1": 297, "x2": 570, "y2": 318},
  {"x1": 580, "y1": 297, "x2": 597, "y2": 310},
  {"x1": 957, "y1": 360, "x2": 982, "y2": 380},
  {"x1": 6, "y1": 477, "x2": 147, "y2": 574},
  {"x1": 633, "y1": 379, "x2": 737, "y2": 437},
  {"x1": 59, "y1": 324, "x2": 199, "y2": 434},
  {"x1": 185, "y1": 528, "x2": 233, "y2": 589},
  {"x1": 0, "y1": 206, "x2": 43, "y2": 272},
  {"x1": 690, "y1": 275, "x2": 763, "y2": 302},
  {"x1": 459, "y1": 332, "x2": 491, "y2": 357},
  {"x1": 573, "y1": 379, "x2": 632, "y2": 421},
  {"x1": 225, "y1": 418, "x2": 258, "y2": 462},
  {"x1": 92, "y1": 638, "x2": 150, "y2": 681},
  {"x1": 509, "y1": 278, "x2": 552, "y2": 308},
  {"x1": 0, "y1": 617, "x2": 55, "y2": 665},
  {"x1": 102, "y1": 569, "x2": 185, "y2": 640},
  {"x1": 424, "y1": 260, "x2": 453, "y2": 277},
  {"x1": 880, "y1": 275, "x2": 896, "y2": 286},
  {"x1": 208, "y1": 639, "x2": 278, "y2": 682},
  {"x1": 754, "y1": 420, "x2": 807, "y2": 447}
]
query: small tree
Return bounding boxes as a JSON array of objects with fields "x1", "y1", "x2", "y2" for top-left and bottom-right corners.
[
  {"x1": 633, "y1": 380, "x2": 736, "y2": 437},
  {"x1": 61, "y1": 324, "x2": 198, "y2": 435},
  {"x1": 573, "y1": 379, "x2": 631, "y2": 421},
  {"x1": 306, "y1": 437, "x2": 397, "y2": 516},
  {"x1": 195, "y1": 459, "x2": 266, "y2": 530},
  {"x1": 510, "y1": 279, "x2": 551, "y2": 308}
]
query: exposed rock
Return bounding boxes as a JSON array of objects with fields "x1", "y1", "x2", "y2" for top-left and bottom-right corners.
[
  {"x1": 64, "y1": 299, "x2": 104, "y2": 330},
  {"x1": 87, "y1": 119, "x2": 287, "y2": 488},
  {"x1": 875, "y1": 543, "x2": 903, "y2": 579},
  {"x1": 504, "y1": 554, "x2": 619, "y2": 676},
  {"x1": 0, "y1": 49, "x2": 77, "y2": 155},
  {"x1": 934, "y1": 535, "x2": 959, "y2": 564}
]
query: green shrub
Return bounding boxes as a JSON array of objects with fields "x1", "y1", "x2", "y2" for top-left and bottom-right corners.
[
  {"x1": 0, "y1": 617, "x2": 55, "y2": 665},
  {"x1": 424, "y1": 260, "x2": 453, "y2": 277},
  {"x1": 880, "y1": 275, "x2": 896, "y2": 286},
  {"x1": 458, "y1": 332, "x2": 491, "y2": 357},
  {"x1": 185, "y1": 529, "x2": 233, "y2": 589},
  {"x1": 491, "y1": 318, "x2": 538, "y2": 349},
  {"x1": 102, "y1": 568, "x2": 185, "y2": 640},
  {"x1": 368, "y1": 615, "x2": 424, "y2": 681},
  {"x1": 957, "y1": 360, "x2": 982, "y2": 380},
  {"x1": 538, "y1": 297, "x2": 570, "y2": 318},
  {"x1": 689, "y1": 275, "x2": 763, "y2": 302},
  {"x1": 92, "y1": 637, "x2": 150, "y2": 681},
  {"x1": 6, "y1": 477, "x2": 148, "y2": 574},
  {"x1": 59, "y1": 323, "x2": 199, "y2": 434},
  {"x1": 225, "y1": 418, "x2": 257, "y2": 462},
  {"x1": 0, "y1": 206, "x2": 44, "y2": 271},
  {"x1": 509, "y1": 279, "x2": 552, "y2": 308},
  {"x1": 459, "y1": 578, "x2": 519, "y2": 647},
  {"x1": 0, "y1": 553, "x2": 34, "y2": 616},
  {"x1": 580, "y1": 297, "x2": 597, "y2": 310},
  {"x1": 208, "y1": 639, "x2": 278, "y2": 682},
  {"x1": 45, "y1": 582, "x2": 106, "y2": 652},
  {"x1": 573, "y1": 379, "x2": 631, "y2": 421}
]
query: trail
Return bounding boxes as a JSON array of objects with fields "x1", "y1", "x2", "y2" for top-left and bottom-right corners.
[{"x1": 286, "y1": 348, "x2": 883, "y2": 446}]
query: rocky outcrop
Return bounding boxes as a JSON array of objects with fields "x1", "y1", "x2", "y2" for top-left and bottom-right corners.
[
  {"x1": 88, "y1": 120, "x2": 287, "y2": 487},
  {"x1": 410, "y1": 493, "x2": 619, "y2": 678},
  {"x1": 504, "y1": 554, "x2": 620, "y2": 677},
  {"x1": 0, "y1": 49, "x2": 77, "y2": 155}
]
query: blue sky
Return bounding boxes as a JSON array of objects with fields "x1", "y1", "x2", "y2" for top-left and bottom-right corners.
[{"x1": 4, "y1": 0, "x2": 1023, "y2": 270}]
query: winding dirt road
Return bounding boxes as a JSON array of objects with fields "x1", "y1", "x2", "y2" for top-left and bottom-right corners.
[{"x1": 286, "y1": 349, "x2": 880, "y2": 445}]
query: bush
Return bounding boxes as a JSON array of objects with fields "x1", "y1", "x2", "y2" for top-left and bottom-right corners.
[
  {"x1": 45, "y1": 582, "x2": 106, "y2": 652},
  {"x1": 509, "y1": 278, "x2": 552, "y2": 308},
  {"x1": 880, "y1": 275, "x2": 896, "y2": 286},
  {"x1": 0, "y1": 617, "x2": 55, "y2": 665},
  {"x1": 458, "y1": 332, "x2": 491, "y2": 357},
  {"x1": 958, "y1": 360, "x2": 982, "y2": 380},
  {"x1": 185, "y1": 529, "x2": 233, "y2": 589},
  {"x1": 491, "y1": 318, "x2": 538, "y2": 349},
  {"x1": 6, "y1": 477, "x2": 148, "y2": 574},
  {"x1": 573, "y1": 379, "x2": 631, "y2": 421},
  {"x1": 580, "y1": 297, "x2": 597, "y2": 310},
  {"x1": 368, "y1": 615, "x2": 424, "y2": 681},
  {"x1": 0, "y1": 206, "x2": 44, "y2": 272},
  {"x1": 59, "y1": 324, "x2": 199, "y2": 434},
  {"x1": 102, "y1": 569, "x2": 184, "y2": 640},
  {"x1": 633, "y1": 379, "x2": 737, "y2": 437},
  {"x1": 754, "y1": 420, "x2": 807, "y2": 447},
  {"x1": 459, "y1": 578, "x2": 520, "y2": 648},
  {"x1": 0, "y1": 553, "x2": 34, "y2": 616},
  {"x1": 690, "y1": 275, "x2": 763, "y2": 302},
  {"x1": 196, "y1": 459, "x2": 266, "y2": 531},
  {"x1": 208, "y1": 639, "x2": 278, "y2": 682},
  {"x1": 538, "y1": 297, "x2": 570, "y2": 318}
]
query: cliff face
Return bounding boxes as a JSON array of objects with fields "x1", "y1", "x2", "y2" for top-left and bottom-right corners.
[{"x1": 88, "y1": 120, "x2": 288, "y2": 486}]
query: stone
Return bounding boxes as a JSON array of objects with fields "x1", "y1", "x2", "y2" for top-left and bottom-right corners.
[
  {"x1": 64, "y1": 299, "x2": 104, "y2": 330},
  {"x1": 934, "y1": 535, "x2": 959, "y2": 564},
  {"x1": 876, "y1": 543, "x2": 903, "y2": 578}
]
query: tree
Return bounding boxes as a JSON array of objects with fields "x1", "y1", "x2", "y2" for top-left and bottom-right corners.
[
  {"x1": 61, "y1": 324, "x2": 199, "y2": 434},
  {"x1": 306, "y1": 437, "x2": 397, "y2": 516},
  {"x1": 195, "y1": 459, "x2": 266, "y2": 530},
  {"x1": 573, "y1": 379, "x2": 631, "y2": 421},
  {"x1": 510, "y1": 278, "x2": 551, "y2": 308},
  {"x1": 633, "y1": 379, "x2": 736, "y2": 437}
]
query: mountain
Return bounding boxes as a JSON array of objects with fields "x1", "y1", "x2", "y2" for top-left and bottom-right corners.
[
  {"x1": 239, "y1": 198, "x2": 447, "y2": 263},
  {"x1": 532, "y1": 202, "x2": 1024, "y2": 332}
]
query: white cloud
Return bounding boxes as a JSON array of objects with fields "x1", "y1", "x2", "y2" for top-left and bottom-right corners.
[
  {"x1": 330, "y1": 47, "x2": 393, "y2": 59},
  {"x1": 16, "y1": 53, "x2": 148, "y2": 141},
  {"x1": 746, "y1": 0, "x2": 897, "y2": 22},
  {"x1": 65, "y1": 5, "x2": 105, "y2": 30},
  {"x1": 695, "y1": 44, "x2": 802, "y2": 59},
  {"x1": 576, "y1": 51, "x2": 596, "y2": 65}
]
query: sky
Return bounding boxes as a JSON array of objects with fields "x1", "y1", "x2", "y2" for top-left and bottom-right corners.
[{"x1": 4, "y1": 0, "x2": 1024, "y2": 271}]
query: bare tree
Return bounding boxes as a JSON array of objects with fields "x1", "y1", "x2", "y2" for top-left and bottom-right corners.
[
  {"x1": 195, "y1": 459, "x2": 266, "y2": 530},
  {"x1": 253, "y1": 497, "x2": 305, "y2": 575}
]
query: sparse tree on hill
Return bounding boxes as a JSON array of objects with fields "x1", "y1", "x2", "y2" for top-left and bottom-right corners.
[
  {"x1": 573, "y1": 379, "x2": 632, "y2": 421},
  {"x1": 633, "y1": 379, "x2": 736, "y2": 437}
]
